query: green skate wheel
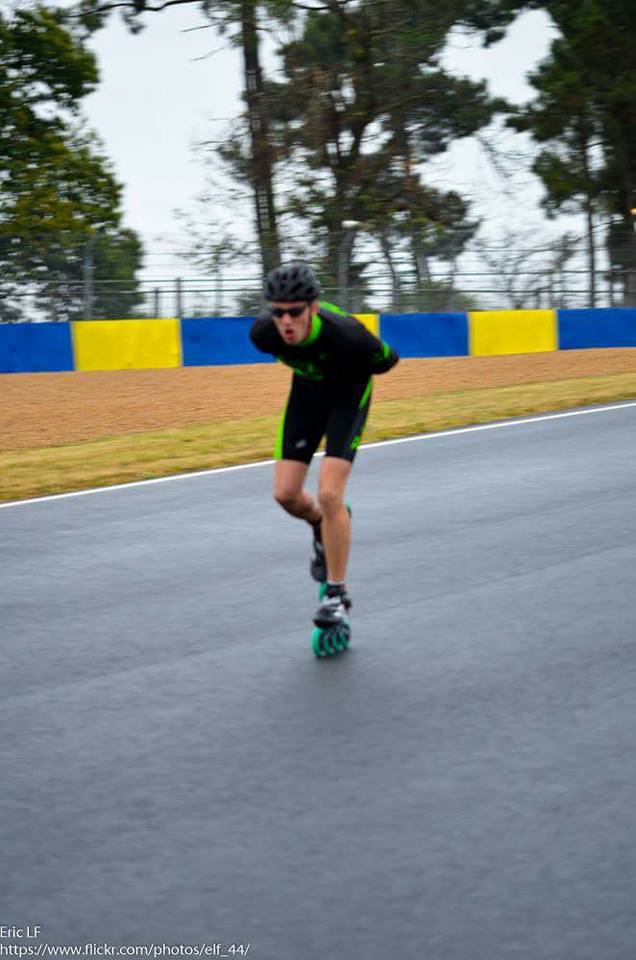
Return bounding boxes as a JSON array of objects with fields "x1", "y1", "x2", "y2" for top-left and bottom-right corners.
[
  {"x1": 324, "y1": 630, "x2": 339, "y2": 656},
  {"x1": 330, "y1": 631, "x2": 345, "y2": 653},
  {"x1": 312, "y1": 626, "x2": 338, "y2": 658},
  {"x1": 311, "y1": 622, "x2": 350, "y2": 658},
  {"x1": 334, "y1": 622, "x2": 351, "y2": 651},
  {"x1": 312, "y1": 626, "x2": 328, "y2": 658}
]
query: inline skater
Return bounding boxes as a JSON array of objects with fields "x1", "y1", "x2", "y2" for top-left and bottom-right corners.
[{"x1": 249, "y1": 262, "x2": 399, "y2": 654}]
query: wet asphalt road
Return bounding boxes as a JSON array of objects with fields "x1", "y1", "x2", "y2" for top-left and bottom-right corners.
[{"x1": 2, "y1": 403, "x2": 636, "y2": 960}]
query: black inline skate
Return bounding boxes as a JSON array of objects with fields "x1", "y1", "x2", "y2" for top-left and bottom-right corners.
[
  {"x1": 311, "y1": 585, "x2": 352, "y2": 659},
  {"x1": 309, "y1": 505, "x2": 353, "y2": 658}
]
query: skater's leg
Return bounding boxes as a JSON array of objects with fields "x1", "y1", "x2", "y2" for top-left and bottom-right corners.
[
  {"x1": 274, "y1": 460, "x2": 321, "y2": 524},
  {"x1": 317, "y1": 456, "x2": 352, "y2": 583}
]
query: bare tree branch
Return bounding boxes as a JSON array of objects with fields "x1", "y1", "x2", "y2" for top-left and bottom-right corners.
[{"x1": 70, "y1": 0, "x2": 355, "y2": 15}]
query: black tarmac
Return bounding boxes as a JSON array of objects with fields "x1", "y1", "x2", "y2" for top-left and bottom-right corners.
[{"x1": 2, "y1": 403, "x2": 636, "y2": 959}]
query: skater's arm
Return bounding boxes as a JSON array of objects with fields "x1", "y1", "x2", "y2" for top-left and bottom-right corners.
[
  {"x1": 369, "y1": 339, "x2": 399, "y2": 374},
  {"x1": 249, "y1": 314, "x2": 282, "y2": 355},
  {"x1": 324, "y1": 313, "x2": 399, "y2": 374}
]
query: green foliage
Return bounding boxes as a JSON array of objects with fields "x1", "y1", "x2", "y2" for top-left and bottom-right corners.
[
  {"x1": 471, "y1": 0, "x2": 636, "y2": 300},
  {"x1": 0, "y1": 5, "x2": 143, "y2": 321},
  {"x1": 258, "y1": 0, "x2": 502, "y2": 293},
  {"x1": 72, "y1": 0, "x2": 501, "y2": 306}
]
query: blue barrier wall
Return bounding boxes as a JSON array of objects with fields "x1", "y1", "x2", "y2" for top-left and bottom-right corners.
[
  {"x1": 3, "y1": 309, "x2": 636, "y2": 373},
  {"x1": 181, "y1": 317, "x2": 273, "y2": 367},
  {"x1": 380, "y1": 312, "x2": 469, "y2": 358},
  {"x1": 558, "y1": 308, "x2": 636, "y2": 349},
  {"x1": 0, "y1": 323, "x2": 74, "y2": 373}
]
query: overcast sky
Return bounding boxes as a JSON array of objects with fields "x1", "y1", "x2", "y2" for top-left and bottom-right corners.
[{"x1": 81, "y1": 6, "x2": 571, "y2": 290}]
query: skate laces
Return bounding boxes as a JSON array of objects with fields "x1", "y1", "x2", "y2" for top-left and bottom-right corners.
[
  {"x1": 323, "y1": 594, "x2": 342, "y2": 608},
  {"x1": 321, "y1": 593, "x2": 349, "y2": 615}
]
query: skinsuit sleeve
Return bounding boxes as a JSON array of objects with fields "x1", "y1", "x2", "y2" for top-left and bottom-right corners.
[
  {"x1": 322, "y1": 313, "x2": 399, "y2": 374},
  {"x1": 249, "y1": 313, "x2": 281, "y2": 354}
]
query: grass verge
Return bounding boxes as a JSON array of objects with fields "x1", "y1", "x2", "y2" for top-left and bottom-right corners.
[{"x1": 2, "y1": 372, "x2": 636, "y2": 503}]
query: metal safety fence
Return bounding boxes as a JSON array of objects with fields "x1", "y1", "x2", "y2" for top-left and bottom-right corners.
[{"x1": 3, "y1": 267, "x2": 636, "y2": 323}]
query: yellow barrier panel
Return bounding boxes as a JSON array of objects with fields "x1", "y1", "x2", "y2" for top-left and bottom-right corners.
[
  {"x1": 469, "y1": 310, "x2": 557, "y2": 356},
  {"x1": 354, "y1": 313, "x2": 380, "y2": 337},
  {"x1": 72, "y1": 319, "x2": 182, "y2": 372}
]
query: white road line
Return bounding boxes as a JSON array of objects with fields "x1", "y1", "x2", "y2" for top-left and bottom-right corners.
[
  {"x1": 2, "y1": 399, "x2": 636, "y2": 510},
  {"x1": 359, "y1": 399, "x2": 636, "y2": 451}
]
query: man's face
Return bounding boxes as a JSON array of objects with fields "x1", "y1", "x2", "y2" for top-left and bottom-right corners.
[{"x1": 271, "y1": 300, "x2": 317, "y2": 344}]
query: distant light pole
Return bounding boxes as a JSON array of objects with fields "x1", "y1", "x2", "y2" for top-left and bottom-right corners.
[
  {"x1": 83, "y1": 234, "x2": 97, "y2": 320},
  {"x1": 338, "y1": 220, "x2": 362, "y2": 311}
]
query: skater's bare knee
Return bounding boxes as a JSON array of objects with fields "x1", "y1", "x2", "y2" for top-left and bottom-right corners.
[
  {"x1": 317, "y1": 487, "x2": 344, "y2": 517},
  {"x1": 274, "y1": 460, "x2": 309, "y2": 515},
  {"x1": 318, "y1": 458, "x2": 351, "y2": 518},
  {"x1": 274, "y1": 487, "x2": 303, "y2": 512}
]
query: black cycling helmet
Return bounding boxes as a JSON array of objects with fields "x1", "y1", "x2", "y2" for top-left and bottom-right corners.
[{"x1": 265, "y1": 262, "x2": 320, "y2": 302}]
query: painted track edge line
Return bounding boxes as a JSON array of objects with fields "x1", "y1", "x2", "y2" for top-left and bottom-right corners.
[
  {"x1": 2, "y1": 399, "x2": 636, "y2": 510},
  {"x1": 0, "y1": 457, "x2": 277, "y2": 509},
  {"x1": 359, "y1": 399, "x2": 636, "y2": 451}
]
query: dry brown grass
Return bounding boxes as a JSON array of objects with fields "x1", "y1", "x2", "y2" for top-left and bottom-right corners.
[
  {"x1": 3, "y1": 348, "x2": 636, "y2": 451},
  {"x1": 2, "y1": 365, "x2": 635, "y2": 503}
]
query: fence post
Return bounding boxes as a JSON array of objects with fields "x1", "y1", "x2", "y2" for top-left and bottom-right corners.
[
  {"x1": 83, "y1": 236, "x2": 96, "y2": 320},
  {"x1": 176, "y1": 277, "x2": 183, "y2": 319},
  {"x1": 153, "y1": 288, "x2": 161, "y2": 317}
]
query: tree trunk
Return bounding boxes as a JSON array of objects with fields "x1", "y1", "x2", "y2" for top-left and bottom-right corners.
[
  {"x1": 411, "y1": 233, "x2": 432, "y2": 284},
  {"x1": 379, "y1": 231, "x2": 400, "y2": 312},
  {"x1": 585, "y1": 203, "x2": 596, "y2": 308},
  {"x1": 240, "y1": 0, "x2": 281, "y2": 277},
  {"x1": 580, "y1": 138, "x2": 597, "y2": 308}
]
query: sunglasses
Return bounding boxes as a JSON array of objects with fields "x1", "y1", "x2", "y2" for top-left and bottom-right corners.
[{"x1": 272, "y1": 304, "x2": 308, "y2": 319}]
